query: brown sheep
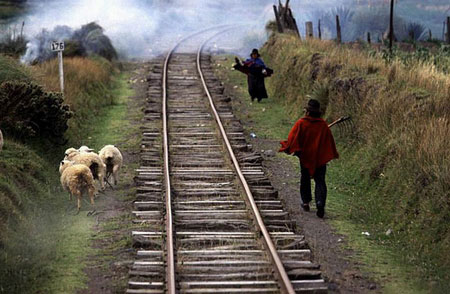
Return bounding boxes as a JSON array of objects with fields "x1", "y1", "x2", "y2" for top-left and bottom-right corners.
[{"x1": 59, "y1": 160, "x2": 96, "y2": 212}]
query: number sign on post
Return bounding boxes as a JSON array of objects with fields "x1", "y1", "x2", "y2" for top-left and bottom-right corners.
[
  {"x1": 51, "y1": 41, "x2": 65, "y2": 94},
  {"x1": 51, "y1": 41, "x2": 65, "y2": 51}
]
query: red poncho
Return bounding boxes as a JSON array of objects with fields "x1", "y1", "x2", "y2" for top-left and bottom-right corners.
[{"x1": 279, "y1": 116, "x2": 339, "y2": 176}]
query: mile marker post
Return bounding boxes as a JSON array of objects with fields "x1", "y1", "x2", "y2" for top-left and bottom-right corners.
[{"x1": 51, "y1": 41, "x2": 65, "y2": 94}]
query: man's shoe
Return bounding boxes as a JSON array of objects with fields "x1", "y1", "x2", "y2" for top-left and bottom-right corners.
[
  {"x1": 301, "y1": 203, "x2": 310, "y2": 212},
  {"x1": 316, "y1": 206, "x2": 325, "y2": 218}
]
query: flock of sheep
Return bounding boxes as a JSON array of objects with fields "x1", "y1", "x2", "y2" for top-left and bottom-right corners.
[
  {"x1": 0, "y1": 130, "x2": 122, "y2": 212},
  {"x1": 60, "y1": 144, "x2": 123, "y2": 212}
]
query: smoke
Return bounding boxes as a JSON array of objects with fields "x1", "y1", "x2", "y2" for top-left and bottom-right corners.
[
  {"x1": 19, "y1": 0, "x2": 276, "y2": 61},
  {"x1": 17, "y1": 0, "x2": 448, "y2": 62}
]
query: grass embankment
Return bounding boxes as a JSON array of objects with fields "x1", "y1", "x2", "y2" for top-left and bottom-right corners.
[
  {"x1": 32, "y1": 57, "x2": 119, "y2": 145},
  {"x1": 214, "y1": 34, "x2": 449, "y2": 293},
  {"x1": 0, "y1": 54, "x2": 131, "y2": 293}
]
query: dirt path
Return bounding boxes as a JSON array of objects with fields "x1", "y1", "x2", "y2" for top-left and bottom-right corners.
[
  {"x1": 219, "y1": 69, "x2": 381, "y2": 293},
  {"x1": 79, "y1": 63, "x2": 147, "y2": 294}
]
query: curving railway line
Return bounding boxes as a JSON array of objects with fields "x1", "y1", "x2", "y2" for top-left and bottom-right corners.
[{"x1": 127, "y1": 28, "x2": 329, "y2": 294}]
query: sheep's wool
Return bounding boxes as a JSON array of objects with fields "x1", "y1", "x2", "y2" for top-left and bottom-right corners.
[{"x1": 99, "y1": 145, "x2": 123, "y2": 185}]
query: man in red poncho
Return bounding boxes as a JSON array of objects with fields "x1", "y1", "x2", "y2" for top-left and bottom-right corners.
[{"x1": 279, "y1": 99, "x2": 339, "y2": 218}]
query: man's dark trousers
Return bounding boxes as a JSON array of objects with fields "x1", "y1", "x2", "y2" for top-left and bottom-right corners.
[{"x1": 300, "y1": 165, "x2": 327, "y2": 209}]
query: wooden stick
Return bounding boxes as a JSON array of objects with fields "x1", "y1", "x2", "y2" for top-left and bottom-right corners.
[
  {"x1": 367, "y1": 32, "x2": 371, "y2": 44},
  {"x1": 318, "y1": 20, "x2": 322, "y2": 40},
  {"x1": 284, "y1": 0, "x2": 290, "y2": 18},
  {"x1": 447, "y1": 16, "x2": 450, "y2": 44},
  {"x1": 273, "y1": 5, "x2": 284, "y2": 33},
  {"x1": 443, "y1": 21, "x2": 446, "y2": 41},
  {"x1": 389, "y1": 0, "x2": 395, "y2": 52},
  {"x1": 336, "y1": 15, "x2": 342, "y2": 44},
  {"x1": 328, "y1": 116, "x2": 351, "y2": 128},
  {"x1": 291, "y1": 14, "x2": 301, "y2": 40}
]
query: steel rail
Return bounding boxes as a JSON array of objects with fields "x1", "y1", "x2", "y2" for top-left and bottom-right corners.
[
  {"x1": 162, "y1": 25, "x2": 237, "y2": 294},
  {"x1": 196, "y1": 33, "x2": 296, "y2": 294}
]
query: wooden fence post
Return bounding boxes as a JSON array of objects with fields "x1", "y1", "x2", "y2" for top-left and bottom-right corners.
[
  {"x1": 367, "y1": 32, "x2": 371, "y2": 44},
  {"x1": 447, "y1": 16, "x2": 450, "y2": 44},
  {"x1": 389, "y1": 0, "x2": 395, "y2": 52},
  {"x1": 336, "y1": 15, "x2": 342, "y2": 44},
  {"x1": 443, "y1": 21, "x2": 446, "y2": 41},
  {"x1": 318, "y1": 20, "x2": 322, "y2": 40},
  {"x1": 306, "y1": 22, "x2": 313, "y2": 39},
  {"x1": 409, "y1": 30, "x2": 415, "y2": 42}
]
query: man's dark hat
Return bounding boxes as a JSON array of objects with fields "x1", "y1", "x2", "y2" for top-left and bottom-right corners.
[
  {"x1": 305, "y1": 99, "x2": 321, "y2": 113},
  {"x1": 251, "y1": 48, "x2": 260, "y2": 57}
]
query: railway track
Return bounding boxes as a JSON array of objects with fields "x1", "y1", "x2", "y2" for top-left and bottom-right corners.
[{"x1": 127, "y1": 28, "x2": 328, "y2": 294}]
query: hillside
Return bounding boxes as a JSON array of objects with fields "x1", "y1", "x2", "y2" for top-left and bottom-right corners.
[{"x1": 259, "y1": 33, "x2": 450, "y2": 289}]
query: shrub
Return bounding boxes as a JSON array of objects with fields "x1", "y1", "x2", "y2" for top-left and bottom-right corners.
[
  {"x1": 31, "y1": 56, "x2": 117, "y2": 144},
  {"x1": 73, "y1": 22, "x2": 117, "y2": 61},
  {"x1": 0, "y1": 81, "x2": 72, "y2": 142}
]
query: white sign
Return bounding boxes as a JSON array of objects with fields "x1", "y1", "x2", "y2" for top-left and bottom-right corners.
[{"x1": 51, "y1": 41, "x2": 65, "y2": 51}]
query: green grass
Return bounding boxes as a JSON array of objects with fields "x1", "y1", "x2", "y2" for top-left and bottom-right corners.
[
  {"x1": 260, "y1": 34, "x2": 450, "y2": 290},
  {"x1": 0, "y1": 69, "x2": 137, "y2": 293},
  {"x1": 212, "y1": 54, "x2": 446, "y2": 293},
  {"x1": 325, "y1": 149, "x2": 433, "y2": 294},
  {"x1": 35, "y1": 215, "x2": 95, "y2": 293},
  {"x1": 79, "y1": 72, "x2": 138, "y2": 151},
  {"x1": 0, "y1": 54, "x2": 31, "y2": 83},
  {"x1": 0, "y1": 139, "x2": 96, "y2": 293}
]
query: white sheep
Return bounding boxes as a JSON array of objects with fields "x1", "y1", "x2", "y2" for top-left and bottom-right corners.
[
  {"x1": 63, "y1": 146, "x2": 94, "y2": 160},
  {"x1": 99, "y1": 145, "x2": 123, "y2": 185},
  {"x1": 0, "y1": 129, "x2": 3, "y2": 152},
  {"x1": 78, "y1": 145, "x2": 95, "y2": 153},
  {"x1": 69, "y1": 152, "x2": 106, "y2": 191},
  {"x1": 59, "y1": 160, "x2": 96, "y2": 211},
  {"x1": 64, "y1": 147, "x2": 79, "y2": 159}
]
